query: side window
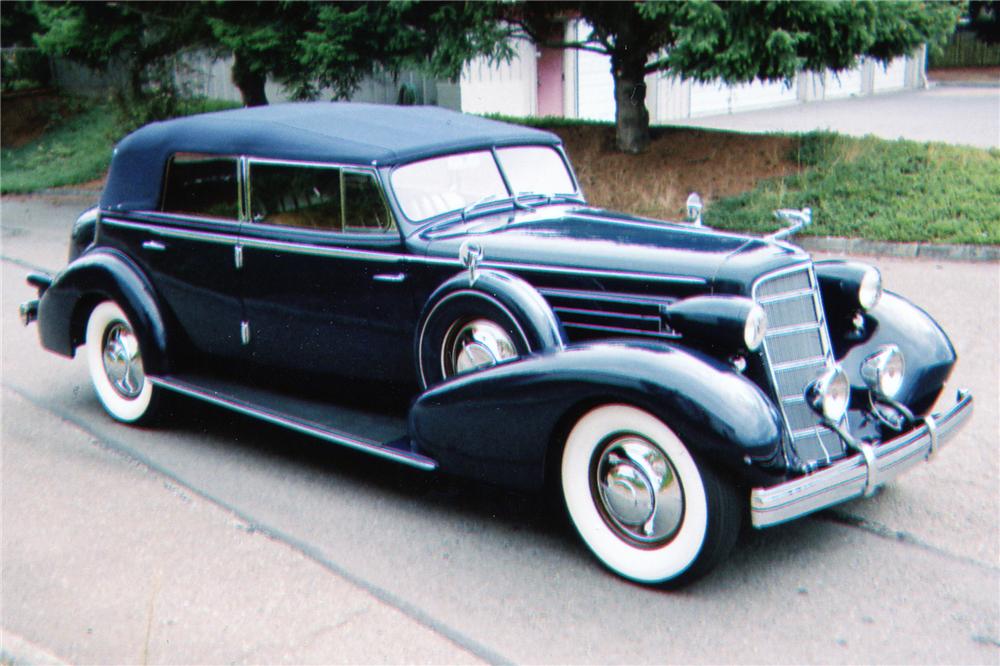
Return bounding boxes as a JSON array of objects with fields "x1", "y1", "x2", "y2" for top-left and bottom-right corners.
[
  {"x1": 249, "y1": 162, "x2": 395, "y2": 233},
  {"x1": 343, "y1": 171, "x2": 394, "y2": 232},
  {"x1": 250, "y1": 163, "x2": 341, "y2": 230},
  {"x1": 161, "y1": 153, "x2": 239, "y2": 219}
]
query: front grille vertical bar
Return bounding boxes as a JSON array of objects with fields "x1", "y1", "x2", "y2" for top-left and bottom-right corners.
[{"x1": 753, "y1": 263, "x2": 845, "y2": 469}]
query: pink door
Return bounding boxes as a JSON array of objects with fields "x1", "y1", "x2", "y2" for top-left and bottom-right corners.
[{"x1": 537, "y1": 47, "x2": 564, "y2": 117}]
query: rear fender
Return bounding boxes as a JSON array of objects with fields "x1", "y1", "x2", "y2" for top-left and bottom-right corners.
[
  {"x1": 409, "y1": 341, "x2": 784, "y2": 491},
  {"x1": 37, "y1": 249, "x2": 171, "y2": 374}
]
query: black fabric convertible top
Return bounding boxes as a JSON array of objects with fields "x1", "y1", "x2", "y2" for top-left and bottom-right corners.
[{"x1": 100, "y1": 102, "x2": 561, "y2": 212}]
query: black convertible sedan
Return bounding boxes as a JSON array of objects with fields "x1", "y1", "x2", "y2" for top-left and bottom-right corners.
[{"x1": 20, "y1": 103, "x2": 972, "y2": 586}]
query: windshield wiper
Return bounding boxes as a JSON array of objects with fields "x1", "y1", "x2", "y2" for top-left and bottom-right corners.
[
  {"x1": 461, "y1": 193, "x2": 533, "y2": 222},
  {"x1": 514, "y1": 191, "x2": 586, "y2": 207}
]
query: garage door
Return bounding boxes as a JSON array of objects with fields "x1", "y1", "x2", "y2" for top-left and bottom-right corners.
[
  {"x1": 576, "y1": 46, "x2": 615, "y2": 121},
  {"x1": 690, "y1": 78, "x2": 796, "y2": 116}
]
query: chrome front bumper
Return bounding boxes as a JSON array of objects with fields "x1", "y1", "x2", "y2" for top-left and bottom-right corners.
[{"x1": 750, "y1": 389, "x2": 974, "y2": 528}]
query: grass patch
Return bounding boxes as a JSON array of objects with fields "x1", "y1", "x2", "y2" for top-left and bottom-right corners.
[
  {"x1": 0, "y1": 97, "x2": 239, "y2": 194},
  {"x1": 706, "y1": 131, "x2": 1000, "y2": 245}
]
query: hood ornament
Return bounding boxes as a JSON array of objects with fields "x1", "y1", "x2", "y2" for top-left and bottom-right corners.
[{"x1": 459, "y1": 240, "x2": 484, "y2": 285}]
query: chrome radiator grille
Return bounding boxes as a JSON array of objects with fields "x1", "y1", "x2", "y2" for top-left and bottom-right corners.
[
  {"x1": 753, "y1": 264, "x2": 846, "y2": 467},
  {"x1": 539, "y1": 288, "x2": 679, "y2": 341}
]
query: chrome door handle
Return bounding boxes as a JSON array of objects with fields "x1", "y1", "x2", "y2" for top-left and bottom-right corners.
[
  {"x1": 142, "y1": 240, "x2": 166, "y2": 251},
  {"x1": 373, "y1": 272, "x2": 407, "y2": 283}
]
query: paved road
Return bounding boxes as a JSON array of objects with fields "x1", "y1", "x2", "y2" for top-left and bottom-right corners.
[
  {"x1": 677, "y1": 85, "x2": 1000, "y2": 149},
  {"x1": 2, "y1": 194, "x2": 998, "y2": 663}
]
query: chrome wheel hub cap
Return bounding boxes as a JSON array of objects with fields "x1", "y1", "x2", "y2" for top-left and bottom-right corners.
[
  {"x1": 102, "y1": 322, "x2": 144, "y2": 399},
  {"x1": 444, "y1": 319, "x2": 517, "y2": 376},
  {"x1": 593, "y1": 436, "x2": 684, "y2": 546}
]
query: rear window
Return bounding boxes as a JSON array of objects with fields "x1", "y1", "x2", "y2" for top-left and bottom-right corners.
[{"x1": 161, "y1": 153, "x2": 239, "y2": 219}]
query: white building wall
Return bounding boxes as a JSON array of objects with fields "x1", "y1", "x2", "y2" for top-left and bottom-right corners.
[
  {"x1": 459, "y1": 38, "x2": 536, "y2": 117},
  {"x1": 871, "y1": 57, "x2": 908, "y2": 92},
  {"x1": 455, "y1": 32, "x2": 924, "y2": 124}
]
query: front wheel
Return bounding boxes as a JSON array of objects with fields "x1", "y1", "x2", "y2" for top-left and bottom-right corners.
[
  {"x1": 561, "y1": 404, "x2": 741, "y2": 586},
  {"x1": 85, "y1": 301, "x2": 160, "y2": 424}
]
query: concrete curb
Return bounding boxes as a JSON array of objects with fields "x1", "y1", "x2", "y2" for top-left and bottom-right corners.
[
  {"x1": 797, "y1": 236, "x2": 1000, "y2": 262},
  {"x1": 927, "y1": 80, "x2": 1000, "y2": 89}
]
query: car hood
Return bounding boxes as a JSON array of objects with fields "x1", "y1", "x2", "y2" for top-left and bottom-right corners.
[{"x1": 419, "y1": 206, "x2": 808, "y2": 293}]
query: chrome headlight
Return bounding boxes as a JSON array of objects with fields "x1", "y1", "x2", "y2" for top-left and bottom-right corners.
[
  {"x1": 858, "y1": 266, "x2": 882, "y2": 311},
  {"x1": 743, "y1": 303, "x2": 767, "y2": 352},
  {"x1": 807, "y1": 365, "x2": 850, "y2": 423},
  {"x1": 860, "y1": 345, "x2": 905, "y2": 399},
  {"x1": 815, "y1": 261, "x2": 883, "y2": 316}
]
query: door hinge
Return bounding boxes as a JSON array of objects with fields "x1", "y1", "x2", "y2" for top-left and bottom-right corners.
[
  {"x1": 234, "y1": 244, "x2": 244, "y2": 269},
  {"x1": 240, "y1": 321, "x2": 251, "y2": 345}
]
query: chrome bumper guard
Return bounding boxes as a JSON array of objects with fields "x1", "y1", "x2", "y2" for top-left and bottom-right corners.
[
  {"x1": 19, "y1": 272, "x2": 52, "y2": 326},
  {"x1": 750, "y1": 389, "x2": 973, "y2": 528}
]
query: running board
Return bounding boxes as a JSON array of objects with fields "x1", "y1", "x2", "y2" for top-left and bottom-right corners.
[{"x1": 148, "y1": 375, "x2": 437, "y2": 471}]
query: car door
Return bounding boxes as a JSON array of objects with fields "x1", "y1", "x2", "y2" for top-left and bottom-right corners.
[
  {"x1": 100, "y1": 152, "x2": 246, "y2": 363},
  {"x1": 238, "y1": 159, "x2": 414, "y2": 383}
]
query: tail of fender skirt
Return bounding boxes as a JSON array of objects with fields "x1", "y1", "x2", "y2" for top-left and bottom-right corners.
[{"x1": 750, "y1": 389, "x2": 973, "y2": 528}]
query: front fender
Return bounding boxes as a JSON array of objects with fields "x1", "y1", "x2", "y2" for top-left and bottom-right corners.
[
  {"x1": 409, "y1": 341, "x2": 784, "y2": 491},
  {"x1": 830, "y1": 291, "x2": 956, "y2": 416},
  {"x1": 37, "y1": 249, "x2": 172, "y2": 375}
]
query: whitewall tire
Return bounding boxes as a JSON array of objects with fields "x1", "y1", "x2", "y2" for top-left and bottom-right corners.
[
  {"x1": 85, "y1": 301, "x2": 159, "y2": 423},
  {"x1": 561, "y1": 404, "x2": 741, "y2": 586}
]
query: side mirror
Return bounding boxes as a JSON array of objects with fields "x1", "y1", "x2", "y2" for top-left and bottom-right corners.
[{"x1": 686, "y1": 192, "x2": 703, "y2": 226}]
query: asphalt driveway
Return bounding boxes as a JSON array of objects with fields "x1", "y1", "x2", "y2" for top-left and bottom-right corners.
[{"x1": 677, "y1": 84, "x2": 1000, "y2": 150}]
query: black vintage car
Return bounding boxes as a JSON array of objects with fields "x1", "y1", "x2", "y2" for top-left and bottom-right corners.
[{"x1": 20, "y1": 103, "x2": 972, "y2": 586}]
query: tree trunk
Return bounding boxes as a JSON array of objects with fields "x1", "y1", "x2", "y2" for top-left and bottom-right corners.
[
  {"x1": 232, "y1": 51, "x2": 268, "y2": 107},
  {"x1": 611, "y1": 56, "x2": 650, "y2": 154}
]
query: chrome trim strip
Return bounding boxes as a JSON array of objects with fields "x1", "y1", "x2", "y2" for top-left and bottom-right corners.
[
  {"x1": 239, "y1": 236, "x2": 403, "y2": 263},
  {"x1": 771, "y1": 355, "x2": 827, "y2": 372},
  {"x1": 103, "y1": 217, "x2": 238, "y2": 246},
  {"x1": 372, "y1": 272, "x2": 407, "y2": 283},
  {"x1": 561, "y1": 321, "x2": 679, "y2": 339},
  {"x1": 483, "y1": 260, "x2": 706, "y2": 285},
  {"x1": 552, "y1": 306, "x2": 661, "y2": 323},
  {"x1": 148, "y1": 376, "x2": 437, "y2": 471},
  {"x1": 756, "y1": 287, "x2": 816, "y2": 304},
  {"x1": 750, "y1": 389, "x2": 973, "y2": 527},
  {"x1": 538, "y1": 287, "x2": 676, "y2": 308},
  {"x1": 766, "y1": 321, "x2": 823, "y2": 336},
  {"x1": 99, "y1": 217, "x2": 710, "y2": 283}
]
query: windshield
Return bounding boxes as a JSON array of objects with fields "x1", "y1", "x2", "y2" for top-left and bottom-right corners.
[{"x1": 391, "y1": 145, "x2": 577, "y2": 223}]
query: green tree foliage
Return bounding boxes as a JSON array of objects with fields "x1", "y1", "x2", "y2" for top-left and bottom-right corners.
[
  {"x1": 513, "y1": 1, "x2": 961, "y2": 153},
  {"x1": 29, "y1": 1, "x2": 515, "y2": 109},
  {"x1": 298, "y1": 1, "x2": 515, "y2": 100},
  {"x1": 32, "y1": 2, "x2": 211, "y2": 123}
]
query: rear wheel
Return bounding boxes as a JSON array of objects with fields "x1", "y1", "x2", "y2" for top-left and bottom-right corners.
[
  {"x1": 561, "y1": 404, "x2": 741, "y2": 586},
  {"x1": 85, "y1": 301, "x2": 160, "y2": 423}
]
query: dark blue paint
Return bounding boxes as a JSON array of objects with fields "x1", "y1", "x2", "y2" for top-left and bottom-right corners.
[
  {"x1": 36, "y1": 249, "x2": 172, "y2": 374},
  {"x1": 409, "y1": 341, "x2": 786, "y2": 490},
  {"x1": 832, "y1": 291, "x2": 957, "y2": 416}
]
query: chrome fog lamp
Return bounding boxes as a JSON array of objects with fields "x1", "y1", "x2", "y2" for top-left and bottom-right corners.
[
  {"x1": 743, "y1": 303, "x2": 767, "y2": 352},
  {"x1": 858, "y1": 266, "x2": 883, "y2": 311},
  {"x1": 807, "y1": 365, "x2": 850, "y2": 423},
  {"x1": 861, "y1": 345, "x2": 905, "y2": 399}
]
